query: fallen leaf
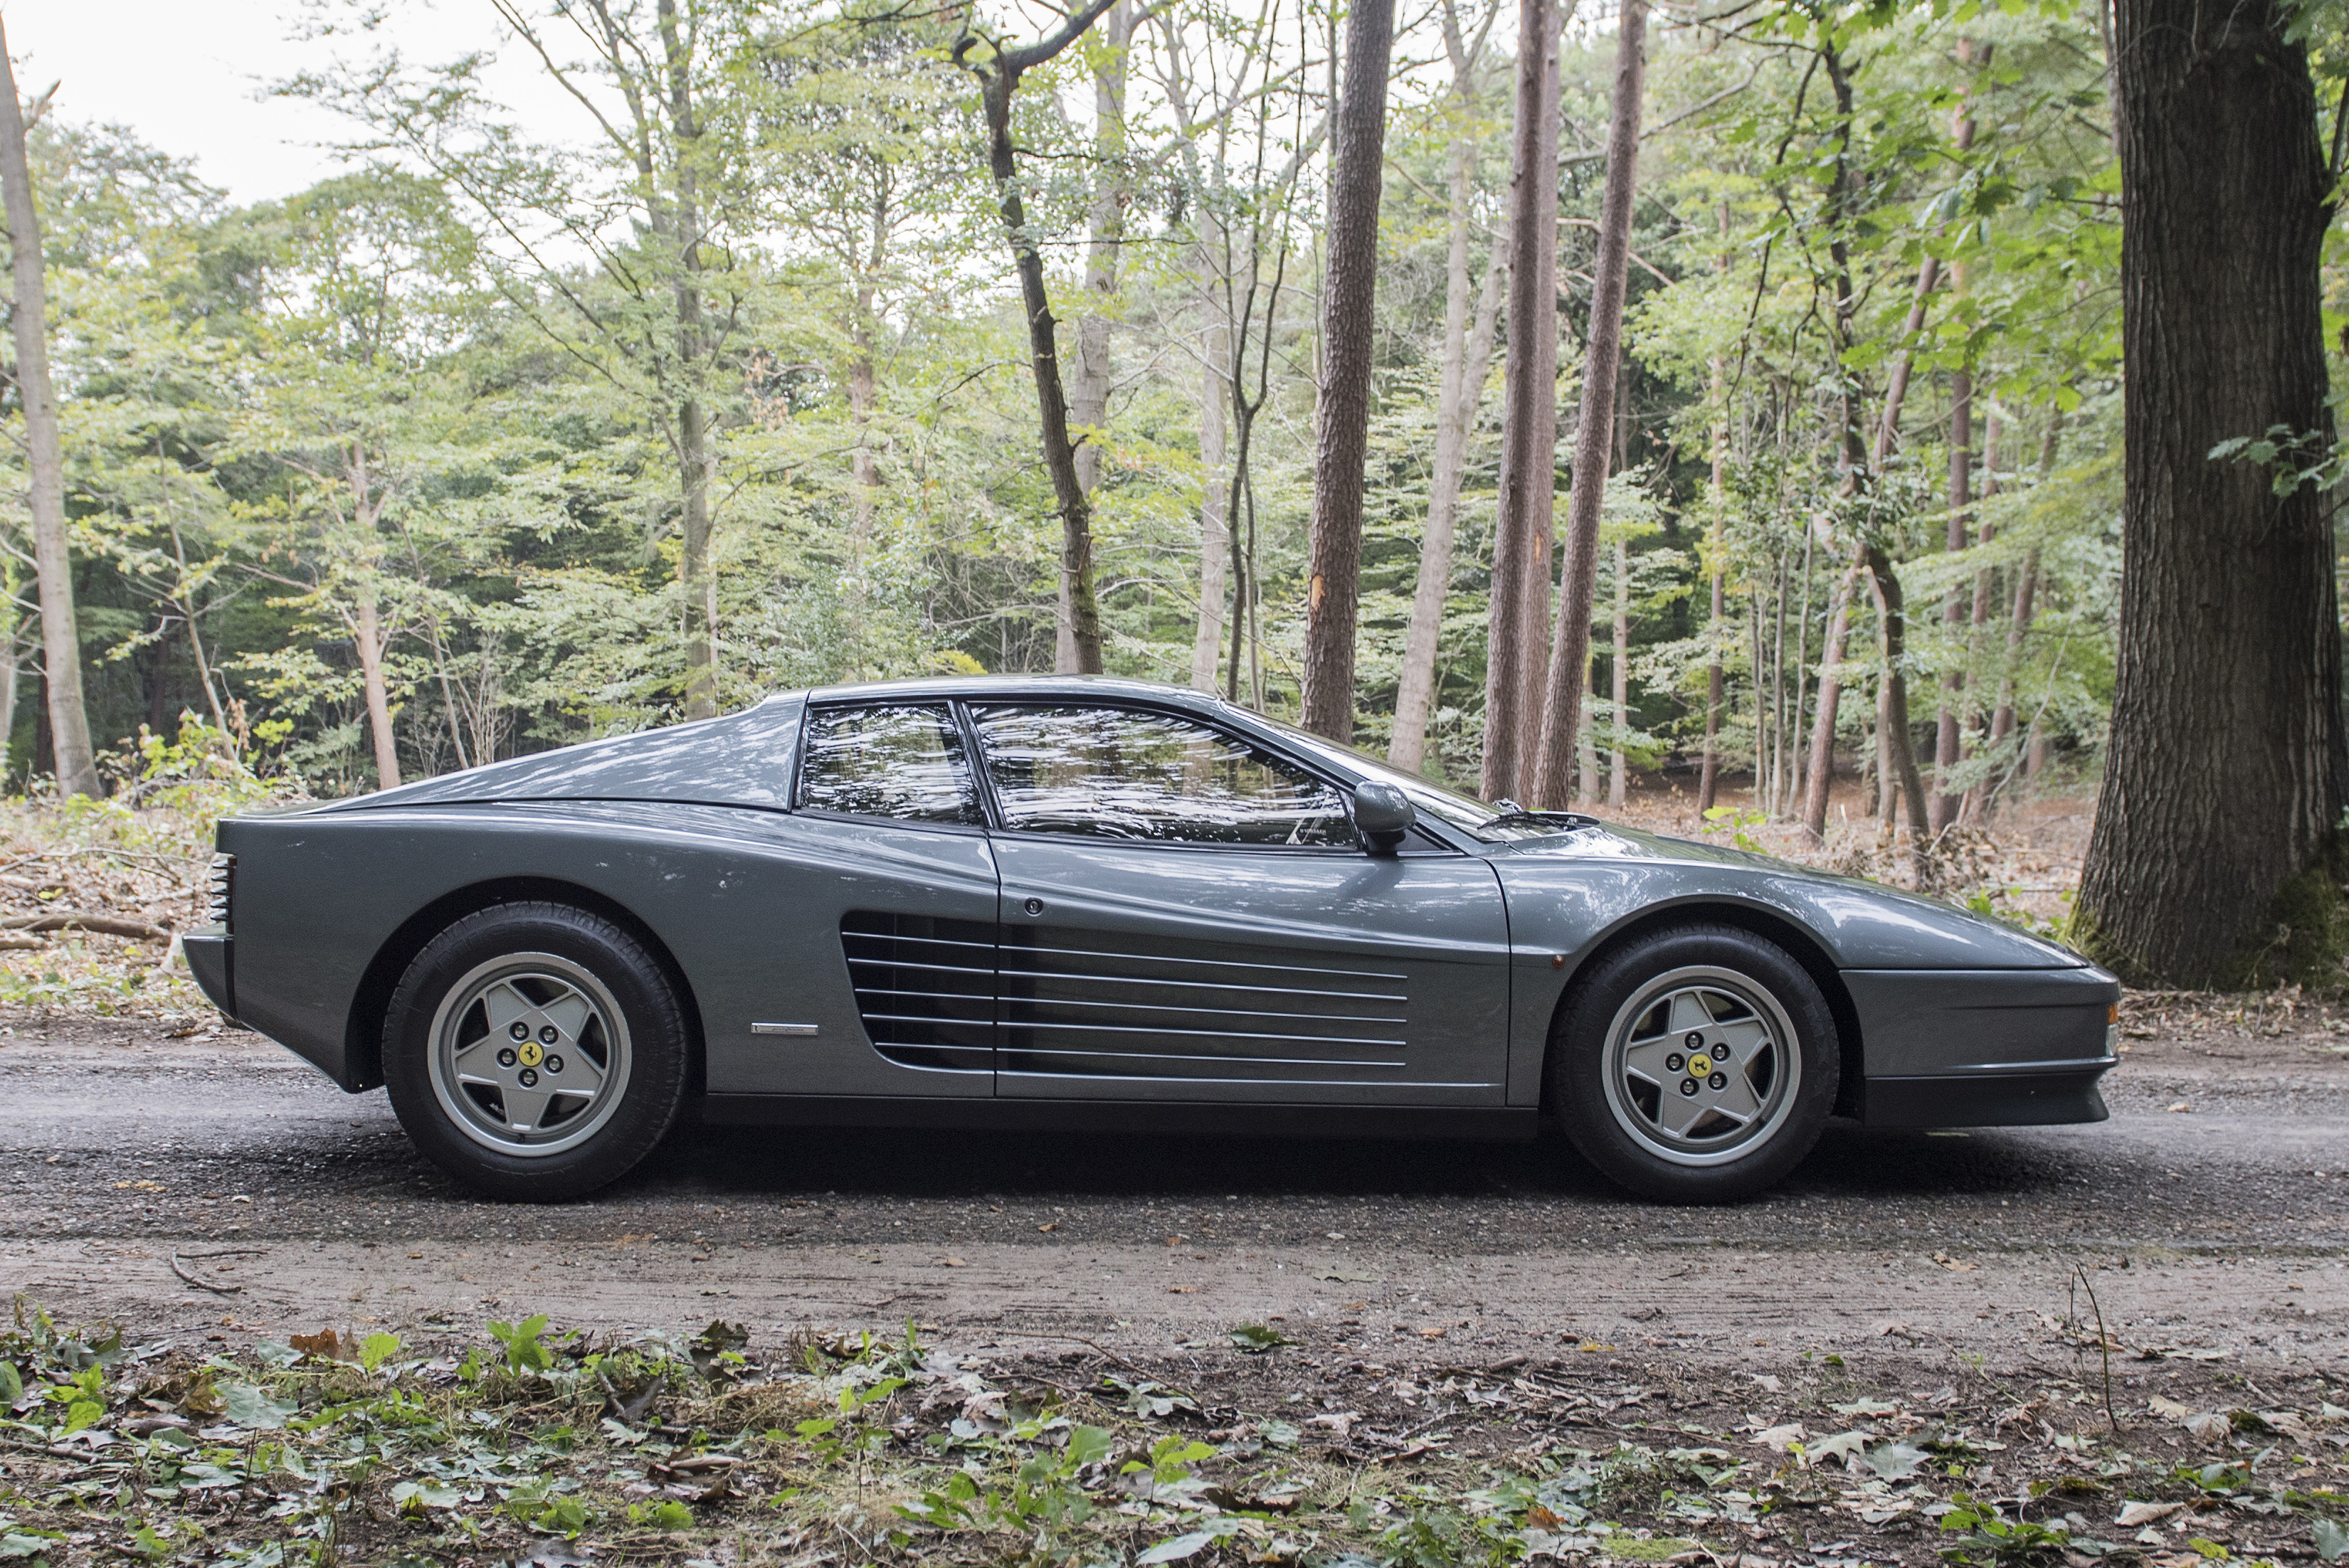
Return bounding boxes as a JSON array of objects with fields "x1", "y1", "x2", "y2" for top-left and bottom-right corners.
[
  {"x1": 1755, "y1": 1422, "x2": 1805, "y2": 1451},
  {"x1": 290, "y1": 1329, "x2": 355, "y2": 1363},
  {"x1": 1864, "y1": 1440, "x2": 1930, "y2": 1480},
  {"x1": 1928, "y1": 1251, "x2": 1977, "y2": 1272},
  {"x1": 219, "y1": 1383, "x2": 295, "y2": 1430},
  {"x1": 2117, "y1": 1502, "x2": 2185, "y2": 1528},
  {"x1": 1037, "y1": 1222, "x2": 1059, "y2": 1232},
  {"x1": 2185, "y1": 1411, "x2": 2231, "y2": 1443},
  {"x1": 1805, "y1": 1429, "x2": 1872, "y2": 1469}
]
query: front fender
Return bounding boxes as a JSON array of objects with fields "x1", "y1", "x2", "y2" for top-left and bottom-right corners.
[{"x1": 1488, "y1": 832, "x2": 2086, "y2": 1103}]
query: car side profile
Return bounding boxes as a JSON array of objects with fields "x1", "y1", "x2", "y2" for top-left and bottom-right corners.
[{"x1": 182, "y1": 676, "x2": 2121, "y2": 1203}]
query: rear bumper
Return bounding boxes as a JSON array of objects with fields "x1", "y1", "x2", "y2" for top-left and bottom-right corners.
[
  {"x1": 1857, "y1": 1059, "x2": 2113, "y2": 1128},
  {"x1": 182, "y1": 928, "x2": 234, "y2": 1019}
]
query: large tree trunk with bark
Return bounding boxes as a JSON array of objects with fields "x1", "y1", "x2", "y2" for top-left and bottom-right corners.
[
  {"x1": 0, "y1": 30, "x2": 100, "y2": 800},
  {"x1": 1299, "y1": 0, "x2": 1397, "y2": 740},
  {"x1": 1393, "y1": 131, "x2": 1505, "y2": 773},
  {"x1": 1527, "y1": 0, "x2": 1646, "y2": 808},
  {"x1": 2076, "y1": 0, "x2": 2343, "y2": 985}
]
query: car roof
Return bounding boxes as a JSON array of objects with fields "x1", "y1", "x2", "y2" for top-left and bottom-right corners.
[{"x1": 797, "y1": 674, "x2": 1237, "y2": 716}]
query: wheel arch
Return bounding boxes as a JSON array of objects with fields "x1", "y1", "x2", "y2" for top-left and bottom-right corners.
[
  {"x1": 1540, "y1": 899, "x2": 1864, "y2": 1118},
  {"x1": 342, "y1": 876, "x2": 705, "y2": 1096}
]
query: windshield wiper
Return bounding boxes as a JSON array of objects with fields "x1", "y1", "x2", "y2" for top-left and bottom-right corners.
[{"x1": 1482, "y1": 809, "x2": 1602, "y2": 832}]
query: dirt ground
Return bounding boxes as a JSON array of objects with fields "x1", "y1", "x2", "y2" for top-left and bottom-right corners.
[
  {"x1": 0, "y1": 990, "x2": 2339, "y2": 1372},
  {"x1": 0, "y1": 995, "x2": 2343, "y2": 1566}
]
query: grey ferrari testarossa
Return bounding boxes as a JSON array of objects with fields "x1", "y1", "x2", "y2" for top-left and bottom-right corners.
[{"x1": 184, "y1": 675, "x2": 2120, "y2": 1204}]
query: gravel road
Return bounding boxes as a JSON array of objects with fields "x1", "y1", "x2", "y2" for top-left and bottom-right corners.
[{"x1": 1, "y1": 1007, "x2": 2340, "y2": 1379}]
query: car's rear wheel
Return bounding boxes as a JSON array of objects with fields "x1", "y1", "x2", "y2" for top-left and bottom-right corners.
[
  {"x1": 1548, "y1": 923, "x2": 1837, "y2": 1202},
  {"x1": 384, "y1": 902, "x2": 689, "y2": 1201}
]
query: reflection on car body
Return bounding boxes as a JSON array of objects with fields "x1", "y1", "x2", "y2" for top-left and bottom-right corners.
[{"x1": 181, "y1": 675, "x2": 2120, "y2": 1203}]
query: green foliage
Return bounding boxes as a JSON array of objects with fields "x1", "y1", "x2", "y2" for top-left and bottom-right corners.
[
  {"x1": 486, "y1": 1315, "x2": 554, "y2": 1377},
  {"x1": 0, "y1": 0, "x2": 2155, "y2": 849},
  {"x1": 1938, "y1": 1492, "x2": 2074, "y2": 1566}
]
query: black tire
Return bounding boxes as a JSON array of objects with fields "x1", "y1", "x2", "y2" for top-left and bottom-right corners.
[
  {"x1": 1547, "y1": 923, "x2": 1838, "y2": 1203},
  {"x1": 384, "y1": 902, "x2": 690, "y2": 1202}
]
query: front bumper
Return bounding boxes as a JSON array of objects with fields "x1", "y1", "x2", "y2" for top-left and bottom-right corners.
[
  {"x1": 1857, "y1": 1059, "x2": 2113, "y2": 1128},
  {"x1": 182, "y1": 927, "x2": 235, "y2": 1019}
]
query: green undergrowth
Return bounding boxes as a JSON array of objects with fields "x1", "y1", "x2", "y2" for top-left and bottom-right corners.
[{"x1": 0, "y1": 1301, "x2": 2343, "y2": 1567}]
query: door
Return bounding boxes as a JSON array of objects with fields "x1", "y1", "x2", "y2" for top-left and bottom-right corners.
[
  {"x1": 781, "y1": 700, "x2": 998, "y2": 1091},
  {"x1": 967, "y1": 701, "x2": 1511, "y2": 1106}
]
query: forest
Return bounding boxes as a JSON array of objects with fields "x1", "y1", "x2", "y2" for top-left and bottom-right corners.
[{"x1": 0, "y1": 0, "x2": 2338, "y2": 990}]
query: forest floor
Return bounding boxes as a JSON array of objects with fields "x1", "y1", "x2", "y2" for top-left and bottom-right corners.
[{"x1": 0, "y1": 991, "x2": 2340, "y2": 1567}]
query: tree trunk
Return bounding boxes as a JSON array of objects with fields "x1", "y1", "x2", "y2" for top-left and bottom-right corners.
[
  {"x1": 1928, "y1": 53, "x2": 1983, "y2": 832},
  {"x1": 1527, "y1": 0, "x2": 1645, "y2": 808},
  {"x1": 1480, "y1": 0, "x2": 1559, "y2": 802},
  {"x1": 1298, "y1": 0, "x2": 1398, "y2": 741},
  {"x1": 1696, "y1": 202, "x2": 1729, "y2": 816},
  {"x1": 678, "y1": 396, "x2": 716, "y2": 717},
  {"x1": 2077, "y1": 0, "x2": 2342, "y2": 985},
  {"x1": 1930, "y1": 360, "x2": 1970, "y2": 832},
  {"x1": 1864, "y1": 546, "x2": 1931, "y2": 882},
  {"x1": 1191, "y1": 255, "x2": 1232, "y2": 693},
  {"x1": 0, "y1": 27, "x2": 100, "y2": 800},
  {"x1": 1392, "y1": 127, "x2": 1506, "y2": 772},
  {"x1": 1797, "y1": 216, "x2": 1946, "y2": 835},
  {"x1": 657, "y1": 0, "x2": 719, "y2": 721},
  {"x1": 962, "y1": 9, "x2": 1119, "y2": 677},
  {"x1": 1065, "y1": 1, "x2": 1130, "y2": 674},
  {"x1": 1608, "y1": 534, "x2": 1629, "y2": 808},
  {"x1": 1958, "y1": 407, "x2": 2002, "y2": 825},
  {"x1": 353, "y1": 598, "x2": 402, "y2": 792}
]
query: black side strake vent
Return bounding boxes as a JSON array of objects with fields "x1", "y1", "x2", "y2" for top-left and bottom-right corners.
[{"x1": 840, "y1": 911, "x2": 996, "y2": 1071}]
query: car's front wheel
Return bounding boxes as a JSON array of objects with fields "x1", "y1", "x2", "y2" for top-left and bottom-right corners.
[
  {"x1": 384, "y1": 902, "x2": 689, "y2": 1201},
  {"x1": 1548, "y1": 923, "x2": 1838, "y2": 1202}
]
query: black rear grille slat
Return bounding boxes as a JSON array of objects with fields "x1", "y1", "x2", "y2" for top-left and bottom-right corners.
[
  {"x1": 843, "y1": 913, "x2": 1414, "y2": 1081},
  {"x1": 997, "y1": 923, "x2": 1410, "y2": 1079},
  {"x1": 841, "y1": 911, "x2": 998, "y2": 1072}
]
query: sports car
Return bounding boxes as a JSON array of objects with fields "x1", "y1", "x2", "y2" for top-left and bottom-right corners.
[{"x1": 183, "y1": 675, "x2": 2120, "y2": 1203}]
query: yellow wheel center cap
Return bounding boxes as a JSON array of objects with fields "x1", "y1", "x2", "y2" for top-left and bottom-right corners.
[
  {"x1": 518, "y1": 1040, "x2": 544, "y2": 1068},
  {"x1": 1689, "y1": 1054, "x2": 1713, "y2": 1077}
]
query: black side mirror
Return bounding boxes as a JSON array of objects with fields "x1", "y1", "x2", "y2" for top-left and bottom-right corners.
[{"x1": 1351, "y1": 780, "x2": 1414, "y2": 854}]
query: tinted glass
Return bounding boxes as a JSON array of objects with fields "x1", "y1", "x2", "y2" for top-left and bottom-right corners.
[
  {"x1": 971, "y1": 704, "x2": 1358, "y2": 846},
  {"x1": 799, "y1": 704, "x2": 983, "y2": 825},
  {"x1": 1262, "y1": 716, "x2": 1572, "y2": 841}
]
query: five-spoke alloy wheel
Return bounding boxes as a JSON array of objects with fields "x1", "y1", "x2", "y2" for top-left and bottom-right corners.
[
  {"x1": 386, "y1": 903, "x2": 688, "y2": 1200},
  {"x1": 1549, "y1": 924, "x2": 1838, "y2": 1202}
]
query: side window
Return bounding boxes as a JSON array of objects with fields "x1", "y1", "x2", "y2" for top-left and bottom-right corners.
[
  {"x1": 970, "y1": 704, "x2": 1358, "y2": 847},
  {"x1": 799, "y1": 704, "x2": 983, "y2": 825}
]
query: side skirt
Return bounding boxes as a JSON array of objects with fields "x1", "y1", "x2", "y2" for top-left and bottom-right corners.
[{"x1": 696, "y1": 1094, "x2": 1541, "y2": 1143}]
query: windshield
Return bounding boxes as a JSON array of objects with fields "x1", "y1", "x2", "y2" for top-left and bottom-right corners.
[{"x1": 1252, "y1": 715, "x2": 1587, "y2": 842}]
